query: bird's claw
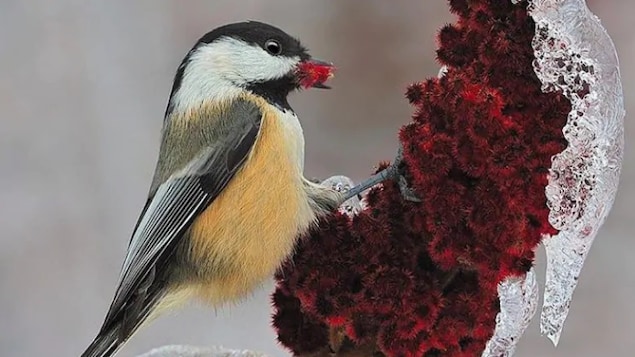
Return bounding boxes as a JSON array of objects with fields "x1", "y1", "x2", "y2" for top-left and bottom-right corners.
[
  {"x1": 398, "y1": 174, "x2": 422, "y2": 202},
  {"x1": 328, "y1": 145, "x2": 422, "y2": 204},
  {"x1": 391, "y1": 145, "x2": 422, "y2": 203}
]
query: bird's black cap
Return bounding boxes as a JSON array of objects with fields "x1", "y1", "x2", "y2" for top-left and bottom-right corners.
[
  {"x1": 196, "y1": 21, "x2": 310, "y2": 61},
  {"x1": 165, "y1": 21, "x2": 316, "y2": 116}
]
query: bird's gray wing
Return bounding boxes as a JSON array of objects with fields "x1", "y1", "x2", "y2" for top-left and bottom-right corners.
[{"x1": 97, "y1": 100, "x2": 263, "y2": 339}]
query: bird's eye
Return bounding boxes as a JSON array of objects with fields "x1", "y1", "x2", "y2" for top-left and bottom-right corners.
[{"x1": 265, "y1": 39, "x2": 282, "y2": 55}]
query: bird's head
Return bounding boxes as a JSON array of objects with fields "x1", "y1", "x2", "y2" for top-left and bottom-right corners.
[{"x1": 167, "y1": 21, "x2": 335, "y2": 115}]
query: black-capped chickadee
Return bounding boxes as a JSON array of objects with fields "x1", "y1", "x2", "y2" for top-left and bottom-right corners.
[
  {"x1": 80, "y1": 20, "x2": 345, "y2": 357},
  {"x1": 81, "y1": 20, "x2": 413, "y2": 357}
]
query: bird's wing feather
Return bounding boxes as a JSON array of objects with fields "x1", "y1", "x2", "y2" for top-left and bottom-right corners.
[{"x1": 98, "y1": 100, "x2": 263, "y2": 335}]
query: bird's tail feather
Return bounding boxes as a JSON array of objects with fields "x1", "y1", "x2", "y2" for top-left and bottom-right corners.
[
  {"x1": 80, "y1": 325, "x2": 125, "y2": 357},
  {"x1": 81, "y1": 291, "x2": 168, "y2": 357}
]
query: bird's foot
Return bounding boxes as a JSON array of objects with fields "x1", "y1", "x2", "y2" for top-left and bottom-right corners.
[
  {"x1": 321, "y1": 175, "x2": 363, "y2": 216},
  {"x1": 342, "y1": 145, "x2": 421, "y2": 202},
  {"x1": 397, "y1": 173, "x2": 421, "y2": 202},
  {"x1": 392, "y1": 145, "x2": 421, "y2": 202}
]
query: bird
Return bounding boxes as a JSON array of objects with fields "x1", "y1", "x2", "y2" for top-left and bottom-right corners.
[
  {"x1": 80, "y1": 20, "x2": 346, "y2": 357},
  {"x1": 81, "y1": 20, "x2": 416, "y2": 357}
]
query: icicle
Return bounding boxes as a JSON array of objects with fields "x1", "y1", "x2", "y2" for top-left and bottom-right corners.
[
  {"x1": 527, "y1": 0, "x2": 625, "y2": 346},
  {"x1": 482, "y1": 268, "x2": 539, "y2": 357}
]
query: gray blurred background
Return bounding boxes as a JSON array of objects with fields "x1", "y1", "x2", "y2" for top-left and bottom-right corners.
[{"x1": 0, "y1": 1, "x2": 631, "y2": 356}]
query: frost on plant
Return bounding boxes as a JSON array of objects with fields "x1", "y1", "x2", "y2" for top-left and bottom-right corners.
[
  {"x1": 321, "y1": 175, "x2": 364, "y2": 216},
  {"x1": 528, "y1": 0, "x2": 625, "y2": 346},
  {"x1": 137, "y1": 346, "x2": 269, "y2": 357}
]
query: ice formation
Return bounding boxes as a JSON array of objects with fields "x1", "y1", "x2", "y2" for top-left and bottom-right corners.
[
  {"x1": 486, "y1": 0, "x2": 625, "y2": 352},
  {"x1": 321, "y1": 175, "x2": 364, "y2": 216},
  {"x1": 137, "y1": 345, "x2": 268, "y2": 357},
  {"x1": 482, "y1": 269, "x2": 539, "y2": 357},
  {"x1": 528, "y1": 0, "x2": 624, "y2": 346}
]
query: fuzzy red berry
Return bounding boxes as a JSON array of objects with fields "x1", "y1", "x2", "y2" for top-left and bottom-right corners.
[{"x1": 273, "y1": 1, "x2": 570, "y2": 356}]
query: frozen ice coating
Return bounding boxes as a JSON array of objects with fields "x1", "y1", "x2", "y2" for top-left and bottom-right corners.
[
  {"x1": 321, "y1": 175, "x2": 364, "y2": 216},
  {"x1": 136, "y1": 345, "x2": 269, "y2": 357},
  {"x1": 437, "y1": 65, "x2": 448, "y2": 78},
  {"x1": 482, "y1": 269, "x2": 539, "y2": 357},
  {"x1": 484, "y1": 0, "x2": 624, "y2": 353},
  {"x1": 527, "y1": 0, "x2": 625, "y2": 347}
]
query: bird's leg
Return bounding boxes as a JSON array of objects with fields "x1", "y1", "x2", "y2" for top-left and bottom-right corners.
[
  {"x1": 340, "y1": 165, "x2": 398, "y2": 201},
  {"x1": 342, "y1": 145, "x2": 421, "y2": 202}
]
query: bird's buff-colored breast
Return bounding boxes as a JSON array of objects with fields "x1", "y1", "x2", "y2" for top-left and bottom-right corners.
[{"x1": 187, "y1": 94, "x2": 315, "y2": 305}]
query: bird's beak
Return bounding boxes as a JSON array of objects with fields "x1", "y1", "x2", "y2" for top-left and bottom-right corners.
[{"x1": 295, "y1": 58, "x2": 336, "y2": 89}]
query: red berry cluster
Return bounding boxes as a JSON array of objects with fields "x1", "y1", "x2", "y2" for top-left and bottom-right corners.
[
  {"x1": 273, "y1": 1, "x2": 570, "y2": 356},
  {"x1": 296, "y1": 61, "x2": 336, "y2": 89}
]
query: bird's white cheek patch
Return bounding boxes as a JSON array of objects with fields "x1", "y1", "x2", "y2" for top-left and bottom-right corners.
[{"x1": 170, "y1": 37, "x2": 300, "y2": 114}]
